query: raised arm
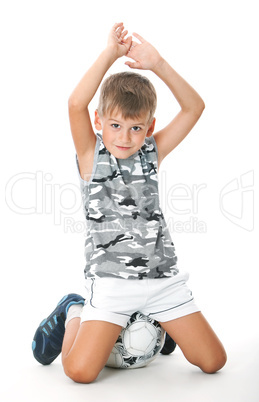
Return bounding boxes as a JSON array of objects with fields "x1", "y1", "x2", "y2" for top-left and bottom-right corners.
[
  {"x1": 68, "y1": 23, "x2": 132, "y2": 179},
  {"x1": 125, "y1": 33, "x2": 205, "y2": 167}
]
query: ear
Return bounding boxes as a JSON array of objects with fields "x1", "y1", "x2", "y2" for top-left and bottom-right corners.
[
  {"x1": 94, "y1": 110, "x2": 102, "y2": 131},
  {"x1": 146, "y1": 118, "x2": 156, "y2": 137}
]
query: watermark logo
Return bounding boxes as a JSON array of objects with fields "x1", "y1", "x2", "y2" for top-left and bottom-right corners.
[
  {"x1": 5, "y1": 169, "x2": 254, "y2": 233},
  {"x1": 5, "y1": 171, "x2": 82, "y2": 225},
  {"x1": 219, "y1": 170, "x2": 254, "y2": 231},
  {"x1": 158, "y1": 171, "x2": 207, "y2": 233}
]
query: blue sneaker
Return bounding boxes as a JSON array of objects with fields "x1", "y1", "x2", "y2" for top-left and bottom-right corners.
[{"x1": 32, "y1": 293, "x2": 85, "y2": 365}]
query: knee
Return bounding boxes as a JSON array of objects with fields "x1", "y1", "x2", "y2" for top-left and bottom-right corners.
[
  {"x1": 200, "y1": 350, "x2": 227, "y2": 374},
  {"x1": 63, "y1": 360, "x2": 99, "y2": 384}
]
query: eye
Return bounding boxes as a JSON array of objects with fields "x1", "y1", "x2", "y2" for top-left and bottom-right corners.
[
  {"x1": 111, "y1": 123, "x2": 120, "y2": 129},
  {"x1": 131, "y1": 126, "x2": 141, "y2": 132}
]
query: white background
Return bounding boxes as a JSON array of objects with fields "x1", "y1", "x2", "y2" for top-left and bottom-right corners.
[{"x1": 1, "y1": 0, "x2": 258, "y2": 401}]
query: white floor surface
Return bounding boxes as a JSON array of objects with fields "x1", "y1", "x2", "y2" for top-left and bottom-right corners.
[{"x1": 1, "y1": 335, "x2": 258, "y2": 402}]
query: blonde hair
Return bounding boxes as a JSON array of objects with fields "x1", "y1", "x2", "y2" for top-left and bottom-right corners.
[{"x1": 97, "y1": 72, "x2": 157, "y2": 123}]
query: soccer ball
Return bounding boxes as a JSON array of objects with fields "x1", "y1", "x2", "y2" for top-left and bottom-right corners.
[{"x1": 106, "y1": 311, "x2": 165, "y2": 369}]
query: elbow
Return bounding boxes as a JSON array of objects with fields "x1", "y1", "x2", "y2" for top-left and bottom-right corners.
[
  {"x1": 200, "y1": 99, "x2": 205, "y2": 111},
  {"x1": 200, "y1": 99, "x2": 206, "y2": 113},
  {"x1": 182, "y1": 98, "x2": 205, "y2": 118},
  {"x1": 196, "y1": 98, "x2": 205, "y2": 116},
  {"x1": 193, "y1": 99, "x2": 205, "y2": 119},
  {"x1": 68, "y1": 95, "x2": 88, "y2": 114},
  {"x1": 68, "y1": 95, "x2": 80, "y2": 111}
]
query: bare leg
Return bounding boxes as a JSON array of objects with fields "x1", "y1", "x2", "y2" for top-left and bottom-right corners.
[
  {"x1": 160, "y1": 312, "x2": 227, "y2": 373},
  {"x1": 61, "y1": 318, "x2": 122, "y2": 383}
]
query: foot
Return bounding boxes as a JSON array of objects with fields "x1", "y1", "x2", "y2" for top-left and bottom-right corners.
[
  {"x1": 160, "y1": 332, "x2": 177, "y2": 355},
  {"x1": 32, "y1": 293, "x2": 85, "y2": 365}
]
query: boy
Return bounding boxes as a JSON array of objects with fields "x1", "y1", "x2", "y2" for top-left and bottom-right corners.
[{"x1": 32, "y1": 23, "x2": 227, "y2": 383}]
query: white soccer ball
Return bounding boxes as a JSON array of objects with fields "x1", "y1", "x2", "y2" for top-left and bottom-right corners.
[{"x1": 106, "y1": 311, "x2": 165, "y2": 369}]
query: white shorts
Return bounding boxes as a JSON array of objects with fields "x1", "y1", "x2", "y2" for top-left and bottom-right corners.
[{"x1": 81, "y1": 271, "x2": 200, "y2": 327}]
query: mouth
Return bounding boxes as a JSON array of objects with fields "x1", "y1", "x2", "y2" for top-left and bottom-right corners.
[{"x1": 115, "y1": 145, "x2": 131, "y2": 151}]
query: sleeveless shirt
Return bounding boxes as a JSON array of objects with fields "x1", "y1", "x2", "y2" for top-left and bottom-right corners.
[{"x1": 76, "y1": 133, "x2": 178, "y2": 280}]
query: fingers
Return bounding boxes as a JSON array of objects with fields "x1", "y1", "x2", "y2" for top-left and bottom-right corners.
[
  {"x1": 125, "y1": 61, "x2": 134, "y2": 68},
  {"x1": 121, "y1": 30, "x2": 128, "y2": 38},
  {"x1": 125, "y1": 61, "x2": 141, "y2": 70},
  {"x1": 112, "y1": 22, "x2": 129, "y2": 43},
  {"x1": 113, "y1": 22, "x2": 123, "y2": 30},
  {"x1": 124, "y1": 36, "x2": 132, "y2": 46},
  {"x1": 109, "y1": 23, "x2": 146, "y2": 60},
  {"x1": 132, "y1": 32, "x2": 146, "y2": 43},
  {"x1": 112, "y1": 22, "x2": 124, "y2": 37},
  {"x1": 126, "y1": 40, "x2": 139, "y2": 55},
  {"x1": 111, "y1": 24, "x2": 145, "y2": 46},
  {"x1": 112, "y1": 24, "x2": 145, "y2": 42},
  {"x1": 131, "y1": 40, "x2": 139, "y2": 47}
]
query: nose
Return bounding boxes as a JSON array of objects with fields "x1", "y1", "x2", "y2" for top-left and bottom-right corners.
[{"x1": 118, "y1": 130, "x2": 131, "y2": 144}]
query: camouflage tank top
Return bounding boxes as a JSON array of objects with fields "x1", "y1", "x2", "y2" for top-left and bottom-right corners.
[{"x1": 76, "y1": 133, "x2": 178, "y2": 280}]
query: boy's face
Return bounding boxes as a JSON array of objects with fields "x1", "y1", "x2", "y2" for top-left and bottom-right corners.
[{"x1": 94, "y1": 110, "x2": 156, "y2": 159}]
